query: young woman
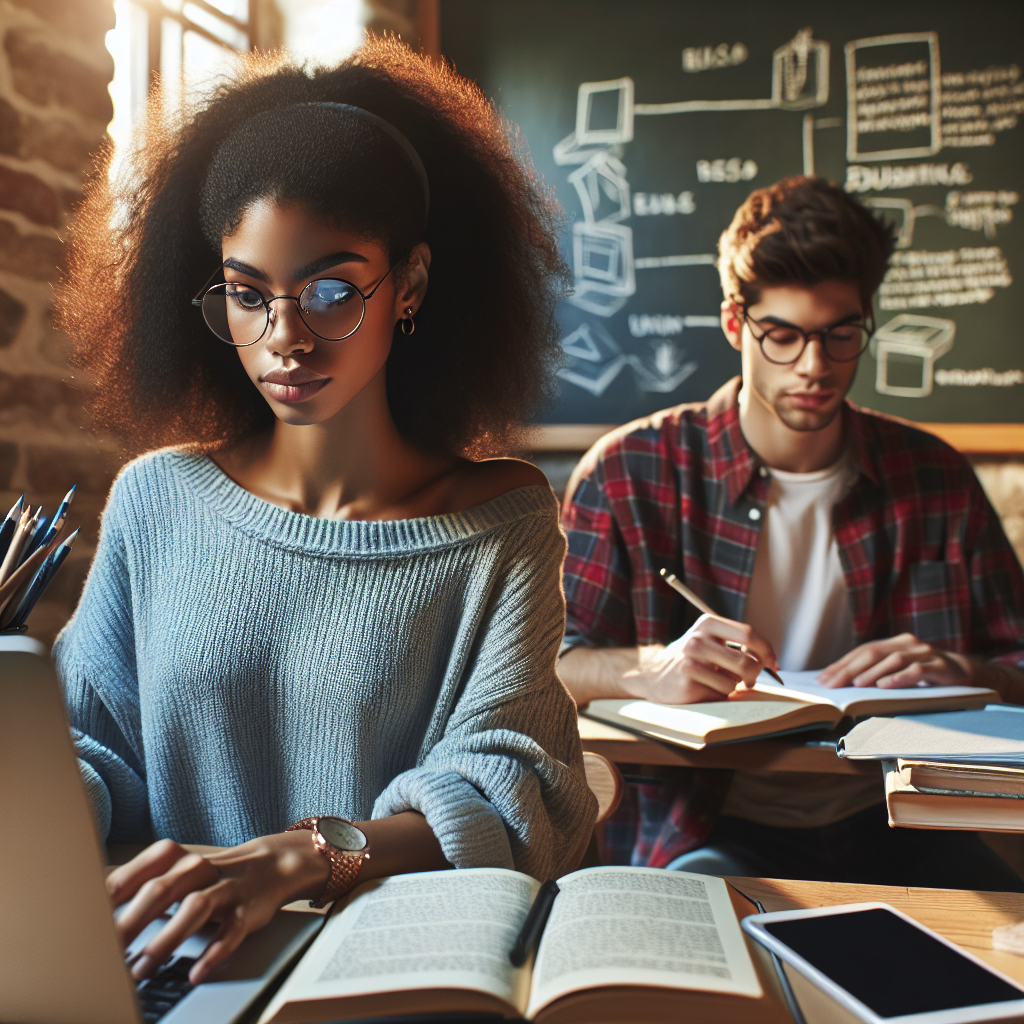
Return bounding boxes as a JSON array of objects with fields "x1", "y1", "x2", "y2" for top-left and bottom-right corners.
[{"x1": 55, "y1": 39, "x2": 595, "y2": 984}]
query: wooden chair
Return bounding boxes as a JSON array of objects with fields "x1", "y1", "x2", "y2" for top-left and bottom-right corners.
[{"x1": 583, "y1": 751, "x2": 625, "y2": 823}]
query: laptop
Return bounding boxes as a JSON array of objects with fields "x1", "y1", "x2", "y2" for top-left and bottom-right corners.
[{"x1": 0, "y1": 636, "x2": 323, "y2": 1024}]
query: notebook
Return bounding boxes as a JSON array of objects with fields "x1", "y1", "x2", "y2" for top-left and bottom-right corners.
[
  {"x1": 582, "y1": 671, "x2": 997, "y2": 751},
  {"x1": 838, "y1": 706, "x2": 1024, "y2": 763}
]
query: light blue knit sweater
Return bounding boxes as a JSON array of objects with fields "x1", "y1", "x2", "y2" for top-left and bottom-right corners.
[{"x1": 55, "y1": 451, "x2": 596, "y2": 880}]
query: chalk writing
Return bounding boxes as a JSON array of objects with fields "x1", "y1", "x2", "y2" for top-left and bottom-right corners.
[
  {"x1": 879, "y1": 247, "x2": 1012, "y2": 310},
  {"x1": 945, "y1": 191, "x2": 1018, "y2": 238},
  {"x1": 845, "y1": 162, "x2": 973, "y2": 192},
  {"x1": 846, "y1": 33, "x2": 940, "y2": 162},
  {"x1": 629, "y1": 314, "x2": 722, "y2": 337},
  {"x1": 935, "y1": 368, "x2": 1024, "y2": 386},
  {"x1": 683, "y1": 43, "x2": 748, "y2": 73},
  {"x1": 940, "y1": 65, "x2": 1023, "y2": 147},
  {"x1": 633, "y1": 191, "x2": 695, "y2": 216},
  {"x1": 696, "y1": 158, "x2": 758, "y2": 183},
  {"x1": 630, "y1": 315, "x2": 684, "y2": 337}
]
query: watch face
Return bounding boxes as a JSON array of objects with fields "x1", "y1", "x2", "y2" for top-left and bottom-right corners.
[{"x1": 318, "y1": 817, "x2": 367, "y2": 851}]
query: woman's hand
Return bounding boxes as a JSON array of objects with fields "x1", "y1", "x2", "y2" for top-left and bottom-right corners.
[
  {"x1": 625, "y1": 614, "x2": 779, "y2": 705},
  {"x1": 817, "y1": 633, "x2": 973, "y2": 689},
  {"x1": 108, "y1": 830, "x2": 328, "y2": 986}
]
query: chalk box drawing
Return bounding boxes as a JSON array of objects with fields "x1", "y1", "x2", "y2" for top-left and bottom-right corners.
[{"x1": 871, "y1": 314, "x2": 956, "y2": 398}]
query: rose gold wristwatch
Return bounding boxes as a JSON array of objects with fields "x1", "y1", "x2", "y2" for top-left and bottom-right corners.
[{"x1": 287, "y1": 816, "x2": 371, "y2": 908}]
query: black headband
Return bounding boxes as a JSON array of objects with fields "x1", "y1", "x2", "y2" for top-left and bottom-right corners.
[{"x1": 307, "y1": 102, "x2": 430, "y2": 222}]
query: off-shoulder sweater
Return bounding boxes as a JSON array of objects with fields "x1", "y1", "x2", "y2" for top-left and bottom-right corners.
[{"x1": 54, "y1": 451, "x2": 596, "y2": 880}]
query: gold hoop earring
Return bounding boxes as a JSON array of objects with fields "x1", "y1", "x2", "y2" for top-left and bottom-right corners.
[{"x1": 400, "y1": 307, "x2": 416, "y2": 335}]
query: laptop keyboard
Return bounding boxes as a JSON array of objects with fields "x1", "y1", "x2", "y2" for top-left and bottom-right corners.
[{"x1": 136, "y1": 956, "x2": 195, "y2": 1023}]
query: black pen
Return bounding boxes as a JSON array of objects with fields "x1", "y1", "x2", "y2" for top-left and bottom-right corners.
[{"x1": 510, "y1": 879, "x2": 559, "y2": 967}]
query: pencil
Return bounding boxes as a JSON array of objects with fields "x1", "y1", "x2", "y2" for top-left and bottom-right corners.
[
  {"x1": 36, "y1": 485, "x2": 75, "y2": 552},
  {"x1": 0, "y1": 541, "x2": 51, "y2": 622},
  {"x1": 0, "y1": 495, "x2": 23, "y2": 564},
  {"x1": 658, "y1": 568, "x2": 785, "y2": 686},
  {"x1": 10, "y1": 528, "x2": 78, "y2": 628},
  {"x1": 0, "y1": 506, "x2": 33, "y2": 586},
  {"x1": 21, "y1": 505, "x2": 46, "y2": 560}
]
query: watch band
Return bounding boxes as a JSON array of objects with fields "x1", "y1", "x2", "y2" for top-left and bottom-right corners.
[{"x1": 287, "y1": 816, "x2": 370, "y2": 908}]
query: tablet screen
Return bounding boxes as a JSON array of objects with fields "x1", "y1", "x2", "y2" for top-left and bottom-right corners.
[{"x1": 763, "y1": 908, "x2": 1022, "y2": 1018}]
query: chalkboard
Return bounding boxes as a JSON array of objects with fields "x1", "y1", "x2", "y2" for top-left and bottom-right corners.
[{"x1": 441, "y1": 0, "x2": 1024, "y2": 428}]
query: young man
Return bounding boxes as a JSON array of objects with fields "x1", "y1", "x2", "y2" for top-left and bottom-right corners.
[{"x1": 559, "y1": 176, "x2": 1024, "y2": 890}]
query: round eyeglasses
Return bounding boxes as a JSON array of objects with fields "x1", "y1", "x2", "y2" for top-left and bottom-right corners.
[
  {"x1": 742, "y1": 310, "x2": 872, "y2": 365},
  {"x1": 191, "y1": 265, "x2": 395, "y2": 347}
]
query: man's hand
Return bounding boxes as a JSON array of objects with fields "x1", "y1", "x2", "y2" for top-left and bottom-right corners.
[
  {"x1": 817, "y1": 633, "x2": 973, "y2": 689},
  {"x1": 559, "y1": 615, "x2": 778, "y2": 706}
]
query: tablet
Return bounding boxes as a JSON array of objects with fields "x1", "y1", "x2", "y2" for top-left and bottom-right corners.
[{"x1": 742, "y1": 902, "x2": 1024, "y2": 1024}]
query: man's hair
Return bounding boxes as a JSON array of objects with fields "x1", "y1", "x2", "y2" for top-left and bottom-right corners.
[
  {"x1": 57, "y1": 38, "x2": 569, "y2": 459},
  {"x1": 717, "y1": 176, "x2": 895, "y2": 308}
]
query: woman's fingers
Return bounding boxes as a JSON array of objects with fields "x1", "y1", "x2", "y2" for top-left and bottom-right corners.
[
  {"x1": 116, "y1": 851, "x2": 220, "y2": 949},
  {"x1": 131, "y1": 885, "x2": 222, "y2": 980},
  {"x1": 190, "y1": 911, "x2": 250, "y2": 985},
  {"x1": 107, "y1": 838, "x2": 188, "y2": 907}
]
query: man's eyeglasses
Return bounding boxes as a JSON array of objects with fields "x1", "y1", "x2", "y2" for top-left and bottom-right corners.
[
  {"x1": 742, "y1": 309, "x2": 873, "y2": 365},
  {"x1": 191, "y1": 264, "x2": 395, "y2": 347}
]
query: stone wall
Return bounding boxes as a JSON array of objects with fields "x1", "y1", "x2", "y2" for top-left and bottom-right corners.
[{"x1": 0, "y1": 0, "x2": 117, "y2": 647}]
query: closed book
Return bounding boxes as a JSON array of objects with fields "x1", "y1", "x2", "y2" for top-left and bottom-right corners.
[
  {"x1": 258, "y1": 866, "x2": 787, "y2": 1024},
  {"x1": 884, "y1": 759, "x2": 1024, "y2": 832},
  {"x1": 839, "y1": 707, "x2": 1024, "y2": 763}
]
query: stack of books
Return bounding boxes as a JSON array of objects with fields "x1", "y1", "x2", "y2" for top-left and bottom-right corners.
[
  {"x1": 839, "y1": 707, "x2": 1024, "y2": 831},
  {"x1": 0, "y1": 488, "x2": 78, "y2": 633}
]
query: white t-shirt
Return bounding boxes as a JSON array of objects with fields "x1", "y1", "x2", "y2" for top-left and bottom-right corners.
[{"x1": 720, "y1": 454, "x2": 882, "y2": 828}]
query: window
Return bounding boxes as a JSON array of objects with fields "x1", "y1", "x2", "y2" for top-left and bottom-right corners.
[{"x1": 106, "y1": 1, "x2": 255, "y2": 169}]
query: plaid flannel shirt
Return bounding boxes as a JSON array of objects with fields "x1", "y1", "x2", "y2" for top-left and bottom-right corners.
[{"x1": 563, "y1": 377, "x2": 1024, "y2": 866}]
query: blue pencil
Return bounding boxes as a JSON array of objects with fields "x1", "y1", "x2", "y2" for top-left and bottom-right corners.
[
  {"x1": 36, "y1": 485, "x2": 75, "y2": 553},
  {"x1": 11, "y1": 528, "x2": 78, "y2": 628},
  {"x1": 0, "y1": 495, "x2": 23, "y2": 563}
]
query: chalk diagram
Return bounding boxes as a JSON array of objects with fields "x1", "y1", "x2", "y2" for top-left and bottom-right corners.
[
  {"x1": 556, "y1": 27, "x2": 831, "y2": 397},
  {"x1": 871, "y1": 314, "x2": 956, "y2": 397}
]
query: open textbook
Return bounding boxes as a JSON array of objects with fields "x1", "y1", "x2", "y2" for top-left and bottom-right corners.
[
  {"x1": 583, "y1": 671, "x2": 996, "y2": 751},
  {"x1": 258, "y1": 867, "x2": 769, "y2": 1024}
]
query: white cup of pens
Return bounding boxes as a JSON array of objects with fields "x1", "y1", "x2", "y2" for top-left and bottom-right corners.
[{"x1": 0, "y1": 487, "x2": 78, "y2": 634}]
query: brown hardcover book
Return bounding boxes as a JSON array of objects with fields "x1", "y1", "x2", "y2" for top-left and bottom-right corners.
[
  {"x1": 258, "y1": 866, "x2": 787, "y2": 1024},
  {"x1": 885, "y1": 760, "x2": 1024, "y2": 832}
]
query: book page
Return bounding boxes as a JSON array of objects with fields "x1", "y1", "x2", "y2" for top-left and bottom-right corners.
[
  {"x1": 752, "y1": 670, "x2": 995, "y2": 714},
  {"x1": 592, "y1": 697, "x2": 826, "y2": 743},
  {"x1": 259, "y1": 869, "x2": 538, "y2": 1023},
  {"x1": 526, "y1": 868, "x2": 761, "y2": 1017}
]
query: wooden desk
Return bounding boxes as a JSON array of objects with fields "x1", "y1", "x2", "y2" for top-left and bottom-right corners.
[
  {"x1": 727, "y1": 876, "x2": 1024, "y2": 1023},
  {"x1": 579, "y1": 714, "x2": 876, "y2": 775}
]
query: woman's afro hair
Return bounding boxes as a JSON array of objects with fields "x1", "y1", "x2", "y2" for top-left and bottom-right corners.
[{"x1": 58, "y1": 37, "x2": 570, "y2": 459}]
